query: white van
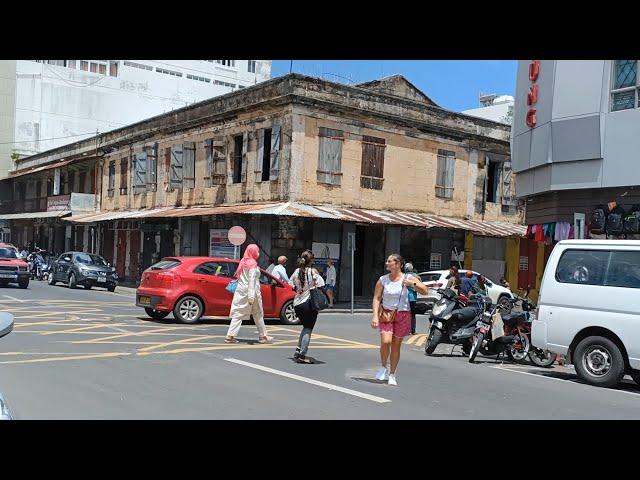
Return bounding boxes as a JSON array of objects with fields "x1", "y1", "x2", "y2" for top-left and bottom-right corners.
[{"x1": 532, "y1": 240, "x2": 640, "y2": 388}]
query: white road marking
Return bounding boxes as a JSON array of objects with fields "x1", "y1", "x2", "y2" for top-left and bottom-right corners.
[
  {"x1": 224, "y1": 357, "x2": 391, "y2": 404},
  {"x1": 492, "y1": 365, "x2": 640, "y2": 398},
  {"x1": 3, "y1": 295, "x2": 25, "y2": 303}
]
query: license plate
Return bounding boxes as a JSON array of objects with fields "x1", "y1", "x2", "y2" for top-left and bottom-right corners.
[
  {"x1": 0, "y1": 274, "x2": 16, "y2": 279},
  {"x1": 139, "y1": 296, "x2": 151, "y2": 305},
  {"x1": 97, "y1": 277, "x2": 106, "y2": 283}
]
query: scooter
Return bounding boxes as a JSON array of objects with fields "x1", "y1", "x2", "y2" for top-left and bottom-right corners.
[
  {"x1": 468, "y1": 300, "x2": 523, "y2": 363},
  {"x1": 425, "y1": 288, "x2": 483, "y2": 356}
]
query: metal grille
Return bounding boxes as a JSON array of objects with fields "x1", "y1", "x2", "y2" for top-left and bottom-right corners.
[
  {"x1": 612, "y1": 90, "x2": 636, "y2": 111},
  {"x1": 0, "y1": 266, "x2": 18, "y2": 271}
]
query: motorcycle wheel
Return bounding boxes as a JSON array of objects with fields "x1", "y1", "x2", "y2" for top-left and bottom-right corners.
[
  {"x1": 529, "y1": 348, "x2": 556, "y2": 368},
  {"x1": 506, "y1": 333, "x2": 531, "y2": 364},
  {"x1": 462, "y1": 341, "x2": 472, "y2": 356},
  {"x1": 425, "y1": 328, "x2": 442, "y2": 355},
  {"x1": 469, "y1": 332, "x2": 484, "y2": 363}
]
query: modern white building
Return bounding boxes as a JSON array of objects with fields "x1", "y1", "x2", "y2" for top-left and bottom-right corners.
[
  {"x1": 0, "y1": 60, "x2": 272, "y2": 178},
  {"x1": 462, "y1": 93, "x2": 514, "y2": 125}
]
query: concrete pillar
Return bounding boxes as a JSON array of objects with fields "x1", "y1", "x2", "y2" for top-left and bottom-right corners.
[{"x1": 464, "y1": 231, "x2": 473, "y2": 270}]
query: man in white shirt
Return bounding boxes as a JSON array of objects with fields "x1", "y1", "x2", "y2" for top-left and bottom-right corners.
[
  {"x1": 271, "y1": 256, "x2": 289, "y2": 283},
  {"x1": 325, "y1": 259, "x2": 337, "y2": 307}
]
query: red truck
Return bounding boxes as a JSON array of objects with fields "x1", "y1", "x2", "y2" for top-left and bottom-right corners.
[{"x1": 0, "y1": 243, "x2": 30, "y2": 289}]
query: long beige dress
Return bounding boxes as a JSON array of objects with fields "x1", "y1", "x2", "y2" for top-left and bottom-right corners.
[{"x1": 226, "y1": 267, "x2": 267, "y2": 337}]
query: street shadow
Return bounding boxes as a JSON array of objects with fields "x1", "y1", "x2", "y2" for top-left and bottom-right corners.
[
  {"x1": 351, "y1": 377, "x2": 388, "y2": 385},
  {"x1": 525, "y1": 368, "x2": 640, "y2": 394},
  {"x1": 138, "y1": 316, "x2": 284, "y2": 326},
  {"x1": 289, "y1": 356, "x2": 325, "y2": 365}
]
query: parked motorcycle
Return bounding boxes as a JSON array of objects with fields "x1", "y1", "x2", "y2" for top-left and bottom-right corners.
[
  {"x1": 513, "y1": 292, "x2": 556, "y2": 368},
  {"x1": 468, "y1": 300, "x2": 525, "y2": 363},
  {"x1": 425, "y1": 288, "x2": 482, "y2": 356}
]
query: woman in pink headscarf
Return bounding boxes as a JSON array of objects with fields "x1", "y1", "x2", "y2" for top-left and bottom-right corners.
[{"x1": 224, "y1": 244, "x2": 273, "y2": 344}]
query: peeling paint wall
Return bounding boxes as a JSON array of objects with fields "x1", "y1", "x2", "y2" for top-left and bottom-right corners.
[{"x1": 0, "y1": 61, "x2": 16, "y2": 179}]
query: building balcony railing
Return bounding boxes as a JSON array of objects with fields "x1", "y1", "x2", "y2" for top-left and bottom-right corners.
[{"x1": 0, "y1": 193, "x2": 96, "y2": 215}]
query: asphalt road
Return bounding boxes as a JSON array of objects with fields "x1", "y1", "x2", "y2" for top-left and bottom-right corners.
[{"x1": 1, "y1": 280, "x2": 640, "y2": 419}]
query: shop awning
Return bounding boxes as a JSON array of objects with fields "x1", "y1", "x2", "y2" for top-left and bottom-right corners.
[
  {"x1": 9, "y1": 159, "x2": 75, "y2": 179},
  {"x1": 64, "y1": 202, "x2": 526, "y2": 237},
  {"x1": 0, "y1": 210, "x2": 71, "y2": 220}
]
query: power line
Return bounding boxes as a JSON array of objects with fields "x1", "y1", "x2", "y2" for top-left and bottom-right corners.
[{"x1": 0, "y1": 131, "x2": 99, "y2": 146}]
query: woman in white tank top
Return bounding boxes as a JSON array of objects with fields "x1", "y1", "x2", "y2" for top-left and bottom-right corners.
[{"x1": 371, "y1": 253, "x2": 428, "y2": 386}]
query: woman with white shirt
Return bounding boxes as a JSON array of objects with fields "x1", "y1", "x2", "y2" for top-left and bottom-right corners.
[
  {"x1": 288, "y1": 249, "x2": 325, "y2": 364},
  {"x1": 325, "y1": 259, "x2": 337, "y2": 307},
  {"x1": 371, "y1": 253, "x2": 428, "y2": 385}
]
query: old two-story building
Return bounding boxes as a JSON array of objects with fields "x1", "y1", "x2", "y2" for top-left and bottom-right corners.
[{"x1": 0, "y1": 73, "x2": 525, "y2": 298}]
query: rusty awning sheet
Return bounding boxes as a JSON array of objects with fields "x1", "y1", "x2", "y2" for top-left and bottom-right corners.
[
  {"x1": 0, "y1": 210, "x2": 71, "y2": 220},
  {"x1": 65, "y1": 202, "x2": 526, "y2": 237}
]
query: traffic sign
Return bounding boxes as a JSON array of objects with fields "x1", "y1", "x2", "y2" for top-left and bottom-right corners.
[{"x1": 228, "y1": 226, "x2": 247, "y2": 246}]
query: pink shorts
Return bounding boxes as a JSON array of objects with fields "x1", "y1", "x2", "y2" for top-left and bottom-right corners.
[{"x1": 379, "y1": 310, "x2": 411, "y2": 338}]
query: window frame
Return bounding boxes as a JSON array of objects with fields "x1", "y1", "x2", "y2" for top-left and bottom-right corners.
[
  {"x1": 107, "y1": 161, "x2": 116, "y2": 197},
  {"x1": 554, "y1": 249, "x2": 611, "y2": 287},
  {"x1": 193, "y1": 261, "x2": 234, "y2": 277},
  {"x1": 610, "y1": 60, "x2": 639, "y2": 112}
]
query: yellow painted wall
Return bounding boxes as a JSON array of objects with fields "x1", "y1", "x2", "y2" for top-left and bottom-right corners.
[{"x1": 505, "y1": 237, "x2": 520, "y2": 292}]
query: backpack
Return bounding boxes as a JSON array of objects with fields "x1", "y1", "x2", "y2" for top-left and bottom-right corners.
[
  {"x1": 624, "y1": 205, "x2": 640, "y2": 235},
  {"x1": 590, "y1": 205, "x2": 607, "y2": 235},
  {"x1": 606, "y1": 205, "x2": 626, "y2": 236}
]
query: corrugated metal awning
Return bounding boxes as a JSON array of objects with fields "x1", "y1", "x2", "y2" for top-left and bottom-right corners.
[
  {"x1": 65, "y1": 202, "x2": 525, "y2": 237},
  {"x1": 9, "y1": 159, "x2": 75, "y2": 179},
  {"x1": 0, "y1": 210, "x2": 72, "y2": 220}
]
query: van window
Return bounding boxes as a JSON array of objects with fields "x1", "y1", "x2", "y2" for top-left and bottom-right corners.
[
  {"x1": 555, "y1": 250, "x2": 610, "y2": 286},
  {"x1": 604, "y1": 251, "x2": 640, "y2": 289}
]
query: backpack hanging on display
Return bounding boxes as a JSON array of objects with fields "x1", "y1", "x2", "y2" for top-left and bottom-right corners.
[
  {"x1": 590, "y1": 205, "x2": 607, "y2": 235},
  {"x1": 606, "y1": 205, "x2": 626, "y2": 237},
  {"x1": 624, "y1": 205, "x2": 640, "y2": 235}
]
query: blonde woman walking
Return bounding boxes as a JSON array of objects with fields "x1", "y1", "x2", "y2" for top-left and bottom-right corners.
[
  {"x1": 371, "y1": 254, "x2": 428, "y2": 385},
  {"x1": 224, "y1": 244, "x2": 273, "y2": 344}
]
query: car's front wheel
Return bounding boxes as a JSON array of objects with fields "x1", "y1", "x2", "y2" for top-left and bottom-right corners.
[
  {"x1": 68, "y1": 272, "x2": 77, "y2": 289},
  {"x1": 18, "y1": 278, "x2": 29, "y2": 289},
  {"x1": 173, "y1": 296, "x2": 203, "y2": 324},
  {"x1": 279, "y1": 300, "x2": 299, "y2": 325},
  {"x1": 48, "y1": 273, "x2": 56, "y2": 286}
]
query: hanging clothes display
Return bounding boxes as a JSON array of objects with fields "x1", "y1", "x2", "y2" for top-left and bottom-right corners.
[
  {"x1": 534, "y1": 224, "x2": 545, "y2": 242},
  {"x1": 555, "y1": 222, "x2": 571, "y2": 241}
]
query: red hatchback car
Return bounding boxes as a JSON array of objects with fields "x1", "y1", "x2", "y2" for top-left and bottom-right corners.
[{"x1": 136, "y1": 257, "x2": 298, "y2": 325}]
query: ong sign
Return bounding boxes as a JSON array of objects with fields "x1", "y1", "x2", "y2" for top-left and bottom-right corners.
[{"x1": 526, "y1": 60, "x2": 540, "y2": 128}]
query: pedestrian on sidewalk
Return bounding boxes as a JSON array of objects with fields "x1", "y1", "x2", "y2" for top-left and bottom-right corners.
[
  {"x1": 224, "y1": 244, "x2": 273, "y2": 345},
  {"x1": 271, "y1": 256, "x2": 289, "y2": 283},
  {"x1": 404, "y1": 262, "x2": 420, "y2": 335},
  {"x1": 371, "y1": 254, "x2": 428, "y2": 386},
  {"x1": 289, "y1": 249, "x2": 325, "y2": 364},
  {"x1": 325, "y1": 258, "x2": 337, "y2": 307}
]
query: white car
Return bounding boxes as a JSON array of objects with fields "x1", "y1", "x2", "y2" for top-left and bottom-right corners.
[{"x1": 416, "y1": 270, "x2": 514, "y2": 306}]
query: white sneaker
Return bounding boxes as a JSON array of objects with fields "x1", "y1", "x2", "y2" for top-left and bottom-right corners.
[
  {"x1": 375, "y1": 367, "x2": 388, "y2": 381},
  {"x1": 388, "y1": 374, "x2": 398, "y2": 386}
]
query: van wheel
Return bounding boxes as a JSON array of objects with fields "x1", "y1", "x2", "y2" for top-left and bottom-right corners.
[
  {"x1": 574, "y1": 336, "x2": 625, "y2": 388},
  {"x1": 280, "y1": 301, "x2": 299, "y2": 325},
  {"x1": 173, "y1": 296, "x2": 203, "y2": 324},
  {"x1": 48, "y1": 273, "x2": 56, "y2": 286}
]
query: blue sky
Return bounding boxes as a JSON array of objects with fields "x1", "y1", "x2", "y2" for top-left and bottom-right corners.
[{"x1": 271, "y1": 60, "x2": 517, "y2": 112}]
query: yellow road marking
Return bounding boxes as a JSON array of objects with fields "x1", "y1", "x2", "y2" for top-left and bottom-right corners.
[
  {"x1": 0, "y1": 352, "x2": 131, "y2": 365},
  {"x1": 73, "y1": 326, "x2": 186, "y2": 344},
  {"x1": 42, "y1": 323, "x2": 131, "y2": 335},
  {"x1": 137, "y1": 334, "x2": 225, "y2": 352}
]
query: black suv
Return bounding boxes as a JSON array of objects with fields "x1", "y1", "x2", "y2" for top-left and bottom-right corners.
[{"x1": 48, "y1": 252, "x2": 118, "y2": 291}]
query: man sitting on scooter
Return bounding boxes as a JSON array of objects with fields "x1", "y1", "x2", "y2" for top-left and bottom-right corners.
[{"x1": 460, "y1": 271, "x2": 478, "y2": 296}]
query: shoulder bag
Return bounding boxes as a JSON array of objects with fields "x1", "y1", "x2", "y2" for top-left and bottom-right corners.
[
  {"x1": 308, "y1": 269, "x2": 329, "y2": 311},
  {"x1": 378, "y1": 275, "x2": 407, "y2": 324}
]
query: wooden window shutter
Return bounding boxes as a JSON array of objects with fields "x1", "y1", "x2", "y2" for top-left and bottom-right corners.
[
  {"x1": 170, "y1": 144, "x2": 184, "y2": 188},
  {"x1": 133, "y1": 151, "x2": 147, "y2": 191},
  {"x1": 255, "y1": 129, "x2": 264, "y2": 183},
  {"x1": 145, "y1": 144, "x2": 157, "y2": 191},
  {"x1": 269, "y1": 125, "x2": 281, "y2": 181},
  {"x1": 241, "y1": 132, "x2": 248, "y2": 183},
  {"x1": 204, "y1": 139, "x2": 213, "y2": 187},
  {"x1": 212, "y1": 136, "x2": 227, "y2": 185},
  {"x1": 183, "y1": 141, "x2": 196, "y2": 189},
  {"x1": 360, "y1": 136, "x2": 385, "y2": 190}
]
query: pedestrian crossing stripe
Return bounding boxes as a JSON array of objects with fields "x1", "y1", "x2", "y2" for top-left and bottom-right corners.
[{"x1": 405, "y1": 334, "x2": 427, "y2": 347}]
